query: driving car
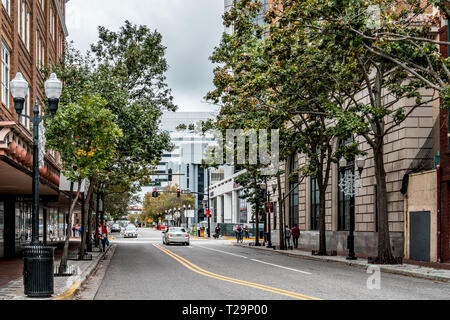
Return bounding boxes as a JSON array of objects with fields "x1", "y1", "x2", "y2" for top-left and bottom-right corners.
[
  {"x1": 163, "y1": 227, "x2": 190, "y2": 246},
  {"x1": 111, "y1": 223, "x2": 121, "y2": 233},
  {"x1": 123, "y1": 224, "x2": 138, "y2": 238}
]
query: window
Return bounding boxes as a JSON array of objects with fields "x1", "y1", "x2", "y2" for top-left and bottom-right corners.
[
  {"x1": 338, "y1": 167, "x2": 353, "y2": 231},
  {"x1": 311, "y1": 177, "x2": 319, "y2": 230},
  {"x1": 36, "y1": 31, "x2": 41, "y2": 67},
  {"x1": 2, "y1": 0, "x2": 9, "y2": 15},
  {"x1": 18, "y1": 0, "x2": 30, "y2": 51},
  {"x1": 289, "y1": 155, "x2": 299, "y2": 228},
  {"x1": 338, "y1": 138, "x2": 355, "y2": 231},
  {"x1": 253, "y1": 0, "x2": 269, "y2": 27},
  {"x1": 239, "y1": 190, "x2": 248, "y2": 224},
  {"x1": 1, "y1": 41, "x2": 10, "y2": 106}
]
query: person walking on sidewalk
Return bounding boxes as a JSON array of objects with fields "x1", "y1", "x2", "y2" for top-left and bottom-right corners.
[
  {"x1": 285, "y1": 225, "x2": 292, "y2": 249},
  {"x1": 99, "y1": 221, "x2": 108, "y2": 252},
  {"x1": 291, "y1": 224, "x2": 300, "y2": 249},
  {"x1": 236, "y1": 225, "x2": 243, "y2": 243},
  {"x1": 243, "y1": 225, "x2": 249, "y2": 239}
]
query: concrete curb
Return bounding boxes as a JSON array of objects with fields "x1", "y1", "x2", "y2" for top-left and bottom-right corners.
[
  {"x1": 55, "y1": 244, "x2": 115, "y2": 300},
  {"x1": 235, "y1": 244, "x2": 450, "y2": 283}
]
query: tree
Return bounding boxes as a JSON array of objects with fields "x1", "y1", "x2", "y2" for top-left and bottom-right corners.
[
  {"x1": 47, "y1": 21, "x2": 177, "y2": 239},
  {"x1": 273, "y1": 0, "x2": 444, "y2": 263},
  {"x1": 90, "y1": 20, "x2": 176, "y2": 196},
  {"x1": 104, "y1": 192, "x2": 141, "y2": 221},
  {"x1": 142, "y1": 186, "x2": 195, "y2": 226},
  {"x1": 206, "y1": 0, "x2": 362, "y2": 254},
  {"x1": 46, "y1": 96, "x2": 122, "y2": 263}
]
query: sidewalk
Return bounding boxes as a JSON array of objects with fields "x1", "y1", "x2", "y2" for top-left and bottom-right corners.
[
  {"x1": 0, "y1": 242, "x2": 113, "y2": 300},
  {"x1": 235, "y1": 243, "x2": 450, "y2": 283}
]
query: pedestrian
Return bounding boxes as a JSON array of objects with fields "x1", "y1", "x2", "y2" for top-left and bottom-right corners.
[
  {"x1": 72, "y1": 225, "x2": 76, "y2": 237},
  {"x1": 99, "y1": 221, "x2": 108, "y2": 252},
  {"x1": 285, "y1": 225, "x2": 292, "y2": 249},
  {"x1": 243, "y1": 225, "x2": 249, "y2": 239},
  {"x1": 236, "y1": 225, "x2": 243, "y2": 243},
  {"x1": 214, "y1": 226, "x2": 221, "y2": 239},
  {"x1": 291, "y1": 224, "x2": 300, "y2": 249}
]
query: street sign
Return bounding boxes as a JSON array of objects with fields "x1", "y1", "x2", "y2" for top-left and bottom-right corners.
[
  {"x1": 265, "y1": 202, "x2": 274, "y2": 213},
  {"x1": 185, "y1": 210, "x2": 195, "y2": 218},
  {"x1": 182, "y1": 189, "x2": 191, "y2": 195},
  {"x1": 147, "y1": 181, "x2": 162, "y2": 187}
]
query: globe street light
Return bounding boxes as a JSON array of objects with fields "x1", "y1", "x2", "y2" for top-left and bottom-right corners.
[{"x1": 11, "y1": 72, "x2": 62, "y2": 297}]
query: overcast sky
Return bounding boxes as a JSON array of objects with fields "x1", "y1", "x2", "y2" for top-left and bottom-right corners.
[{"x1": 66, "y1": 0, "x2": 224, "y2": 113}]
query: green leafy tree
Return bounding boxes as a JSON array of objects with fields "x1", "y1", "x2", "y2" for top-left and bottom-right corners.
[
  {"x1": 206, "y1": 0, "x2": 362, "y2": 253},
  {"x1": 272, "y1": 0, "x2": 444, "y2": 263},
  {"x1": 142, "y1": 186, "x2": 195, "y2": 226},
  {"x1": 46, "y1": 96, "x2": 122, "y2": 264}
]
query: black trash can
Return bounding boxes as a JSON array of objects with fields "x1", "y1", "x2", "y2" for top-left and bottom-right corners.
[{"x1": 23, "y1": 246, "x2": 55, "y2": 297}]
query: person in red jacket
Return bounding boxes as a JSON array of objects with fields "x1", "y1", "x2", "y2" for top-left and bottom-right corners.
[
  {"x1": 291, "y1": 224, "x2": 301, "y2": 249},
  {"x1": 99, "y1": 221, "x2": 108, "y2": 252}
]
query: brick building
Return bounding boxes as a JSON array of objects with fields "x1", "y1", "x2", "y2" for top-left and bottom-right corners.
[{"x1": 0, "y1": 0, "x2": 69, "y2": 258}]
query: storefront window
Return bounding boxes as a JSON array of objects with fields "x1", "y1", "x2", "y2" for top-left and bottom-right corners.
[{"x1": 15, "y1": 201, "x2": 32, "y2": 244}]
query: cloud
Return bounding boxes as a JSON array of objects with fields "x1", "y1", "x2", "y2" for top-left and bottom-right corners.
[{"x1": 66, "y1": 0, "x2": 224, "y2": 112}]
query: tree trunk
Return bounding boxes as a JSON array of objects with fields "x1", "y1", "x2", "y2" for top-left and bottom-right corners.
[
  {"x1": 59, "y1": 179, "x2": 82, "y2": 273},
  {"x1": 79, "y1": 177, "x2": 96, "y2": 258},
  {"x1": 373, "y1": 141, "x2": 397, "y2": 264},
  {"x1": 277, "y1": 172, "x2": 285, "y2": 250},
  {"x1": 318, "y1": 184, "x2": 327, "y2": 255}
]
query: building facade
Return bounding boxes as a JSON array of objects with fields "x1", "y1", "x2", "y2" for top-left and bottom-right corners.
[{"x1": 0, "y1": 0, "x2": 69, "y2": 258}]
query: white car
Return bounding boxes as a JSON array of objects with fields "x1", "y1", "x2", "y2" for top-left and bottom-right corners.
[
  {"x1": 163, "y1": 227, "x2": 190, "y2": 246},
  {"x1": 123, "y1": 225, "x2": 138, "y2": 238}
]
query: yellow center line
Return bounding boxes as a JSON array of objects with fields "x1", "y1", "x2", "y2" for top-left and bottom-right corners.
[{"x1": 153, "y1": 244, "x2": 321, "y2": 301}]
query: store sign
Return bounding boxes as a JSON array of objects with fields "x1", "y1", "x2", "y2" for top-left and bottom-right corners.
[{"x1": 185, "y1": 210, "x2": 195, "y2": 218}]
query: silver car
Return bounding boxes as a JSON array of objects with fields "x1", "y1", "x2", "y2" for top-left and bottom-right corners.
[
  {"x1": 163, "y1": 227, "x2": 190, "y2": 246},
  {"x1": 123, "y1": 224, "x2": 138, "y2": 238}
]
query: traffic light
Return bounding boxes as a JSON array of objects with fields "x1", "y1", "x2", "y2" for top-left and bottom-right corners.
[
  {"x1": 152, "y1": 188, "x2": 159, "y2": 198},
  {"x1": 206, "y1": 210, "x2": 211, "y2": 218},
  {"x1": 177, "y1": 188, "x2": 181, "y2": 198},
  {"x1": 168, "y1": 169, "x2": 173, "y2": 182}
]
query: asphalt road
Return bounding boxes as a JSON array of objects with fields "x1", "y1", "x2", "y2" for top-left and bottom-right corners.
[{"x1": 80, "y1": 228, "x2": 450, "y2": 300}]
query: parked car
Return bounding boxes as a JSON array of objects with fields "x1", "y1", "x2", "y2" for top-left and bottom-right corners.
[
  {"x1": 111, "y1": 223, "x2": 121, "y2": 233},
  {"x1": 163, "y1": 227, "x2": 190, "y2": 246},
  {"x1": 123, "y1": 224, "x2": 138, "y2": 238}
]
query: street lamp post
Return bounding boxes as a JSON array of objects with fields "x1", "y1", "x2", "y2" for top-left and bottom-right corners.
[
  {"x1": 11, "y1": 72, "x2": 62, "y2": 297},
  {"x1": 339, "y1": 155, "x2": 366, "y2": 261}
]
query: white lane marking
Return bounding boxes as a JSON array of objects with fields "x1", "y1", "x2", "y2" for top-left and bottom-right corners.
[
  {"x1": 195, "y1": 245, "x2": 249, "y2": 259},
  {"x1": 250, "y1": 259, "x2": 312, "y2": 275}
]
